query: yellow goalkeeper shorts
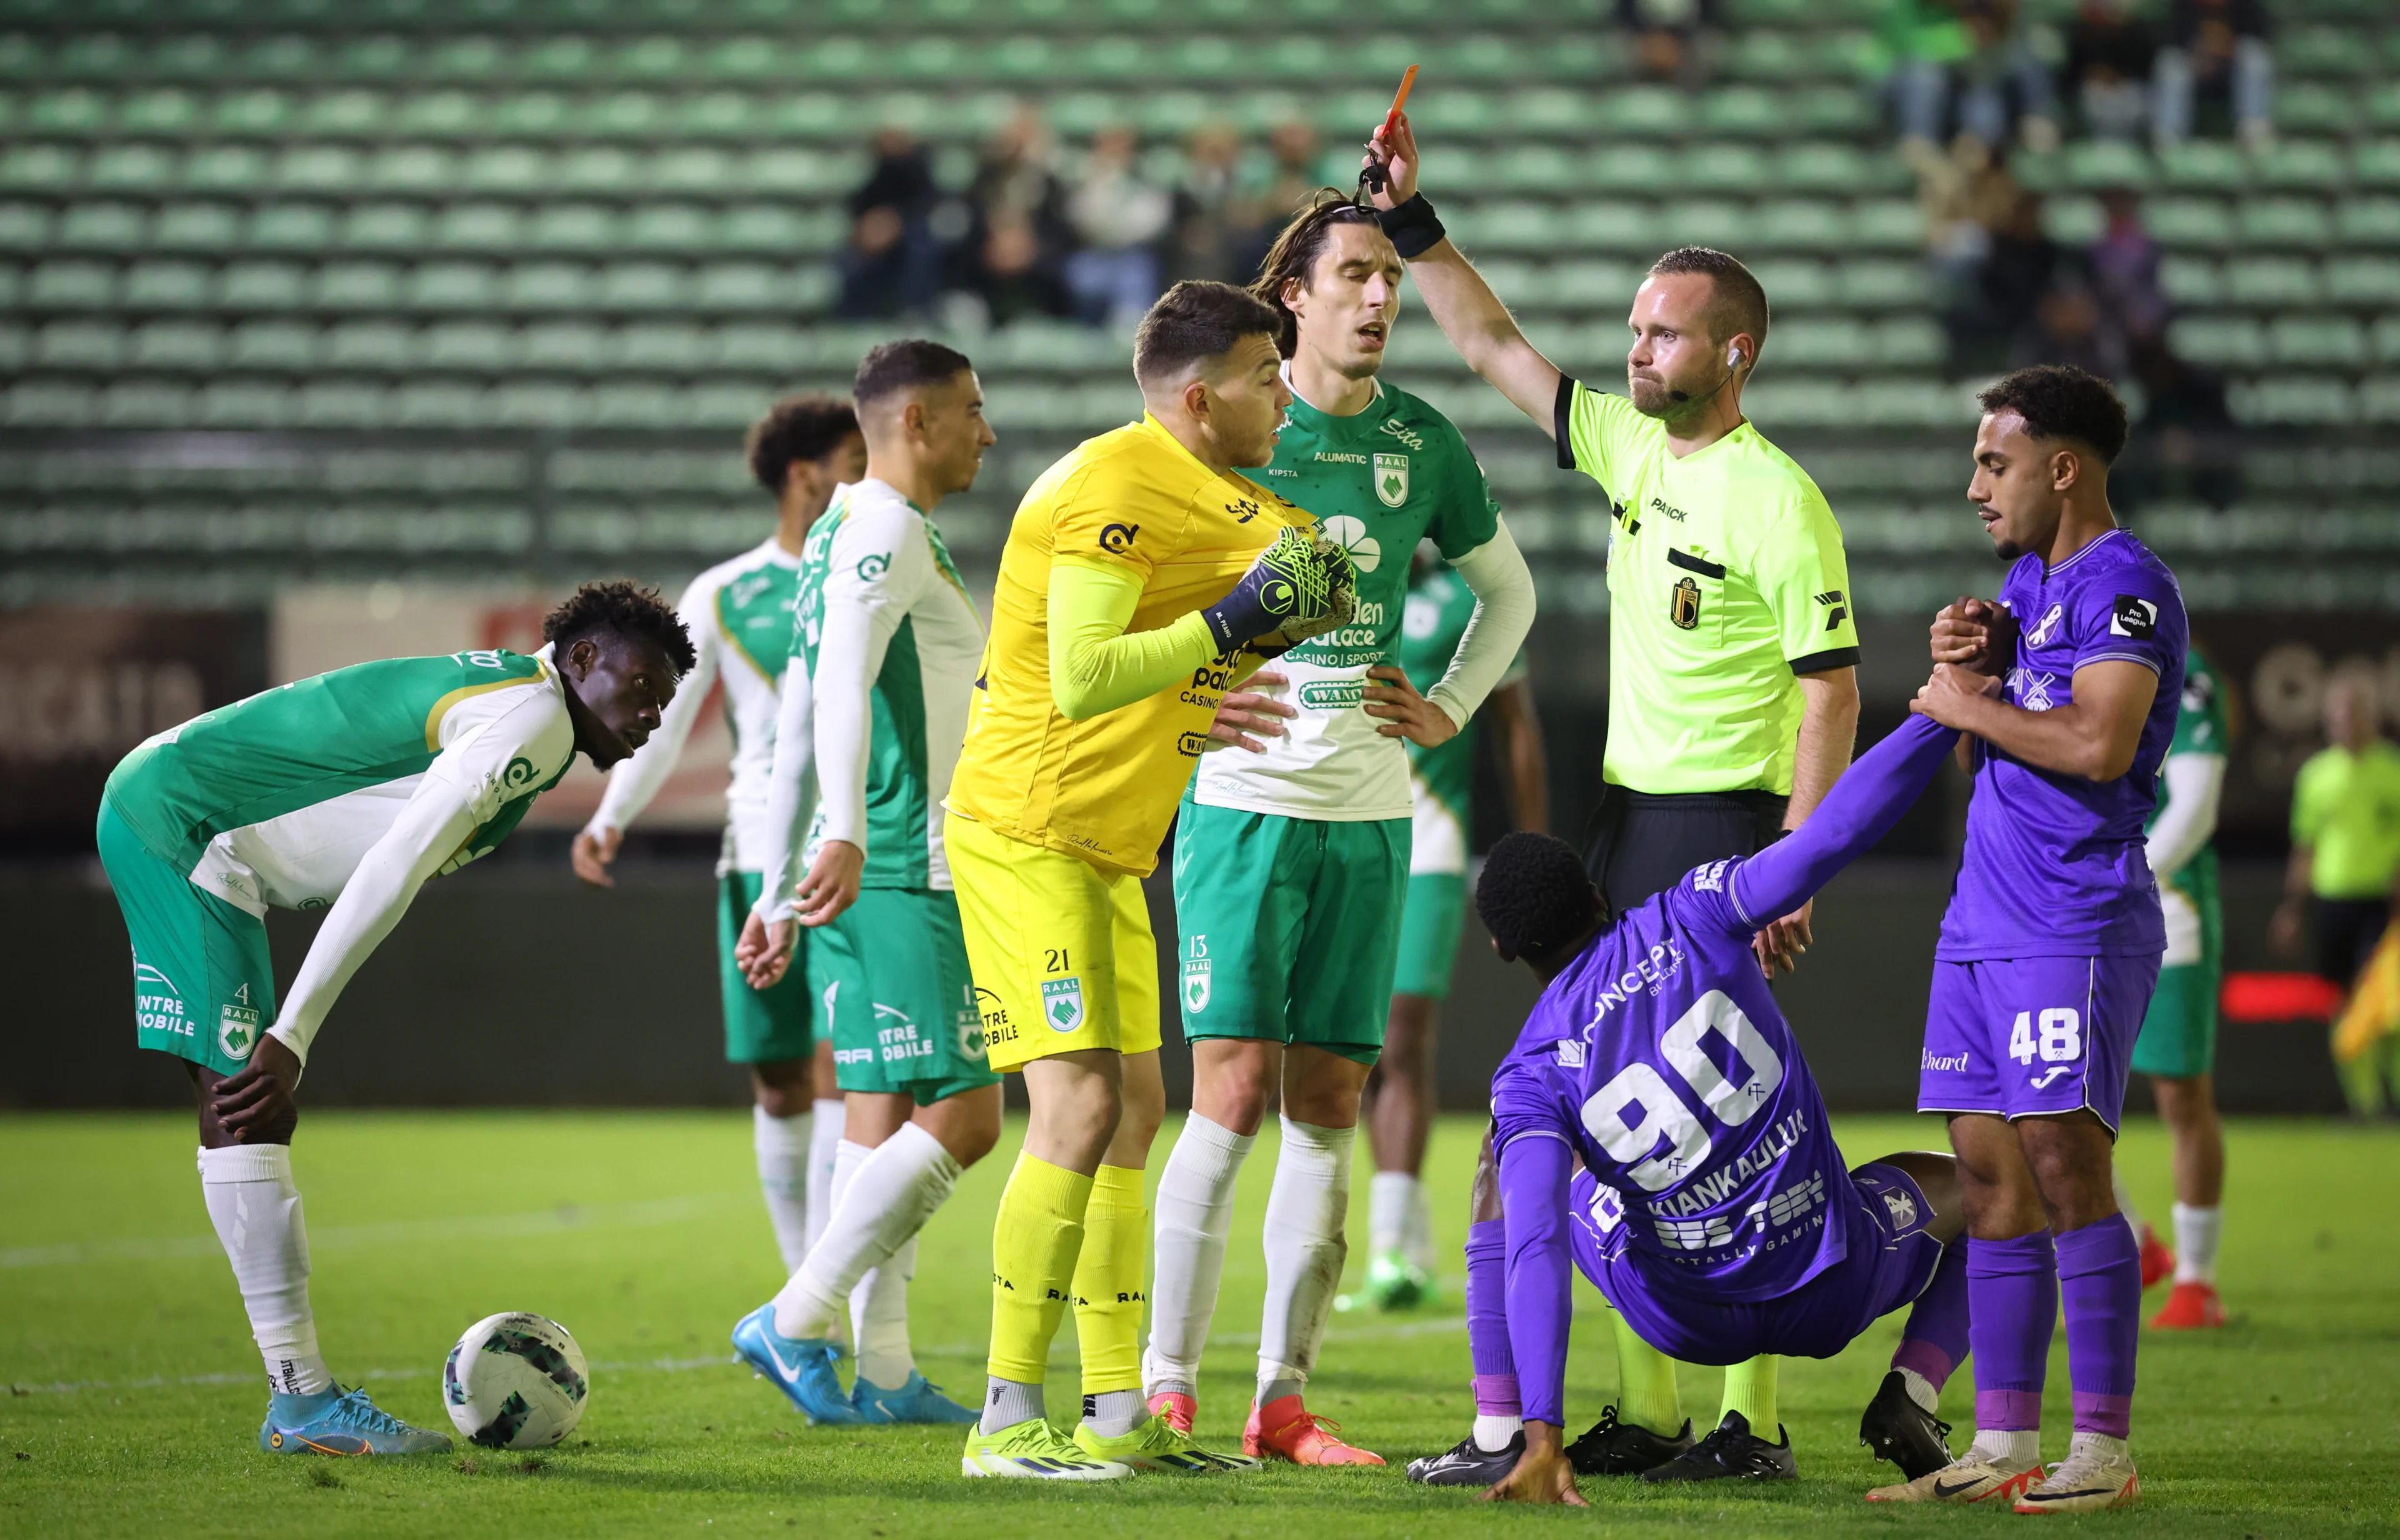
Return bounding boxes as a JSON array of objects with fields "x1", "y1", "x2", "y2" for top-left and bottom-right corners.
[{"x1": 944, "y1": 809, "x2": 1161, "y2": 1072}]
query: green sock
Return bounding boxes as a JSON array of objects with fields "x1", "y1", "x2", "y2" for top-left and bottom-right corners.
[
  {"x1": 1609, "y1": 1307, "x2": 1682, "y2": 1436},
  {"x1": 1720, "y1": 1356, "x2": 1779, "y2": 1436}
]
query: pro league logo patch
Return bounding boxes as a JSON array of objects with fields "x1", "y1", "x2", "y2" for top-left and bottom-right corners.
[{"x1": 2109, "y1": 594, "x2": 2158, "y2": 639}]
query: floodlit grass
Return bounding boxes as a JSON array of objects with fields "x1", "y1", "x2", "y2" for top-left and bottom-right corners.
[{"x1": 4, "y1": 1111, "x2": 2395, "y2": 1537}]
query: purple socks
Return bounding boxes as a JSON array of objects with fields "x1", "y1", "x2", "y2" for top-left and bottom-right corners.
[
  {"x1": 1892, "y1": 1239, "x2": 1971, "y2": 1389},
  {"x1": 2056, "y1": 1214, "x2": 2141, "y2": 1439},
  {"x1": 1465, "y1": 1219, "x2": 1518, "y2": 1415},
  {"x1": 1966, "y1": 1230, "x2": 2056, "y2": 1432}
]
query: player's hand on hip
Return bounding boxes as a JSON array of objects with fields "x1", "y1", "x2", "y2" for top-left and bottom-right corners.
[
  {"x1": 1364, "y1": 664, "x2": 1459, "y2": 748},
  {"x1": 1482, "y1": 1425, "x2": 1588, "y2": 1506},
  {"x1": 1365, "y1": 111, "x2": 1421, "y2": 211},
  {"x1": 570, "y1": 824, "x2": 620, "y2": 888},
  {"x1": 211, "y1": 1034, "x2": 301, "y2": 1144},
  {"x1": 736, "y1": 912, "x2": 797, "y2": 989},
  {"x1": 1752, "y1": 896, "x2": 1814, "y2": 979},
  {"x1": 1911, "y1": 661, "x2": 2002, "y2": 728},
  {"x1": 794, "y1": 839, "x2": 864, "y2": 929},
  {"x1": 1208, "y1": 668, "x2": 1297, "y2": 753}
]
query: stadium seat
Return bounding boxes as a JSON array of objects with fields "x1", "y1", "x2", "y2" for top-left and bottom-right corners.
[
  {"x1": 2146, "y1": 196, "x2": 2235, "y2": 248},
  {"x1": 0, "y1": 142, "x2": 77, "y2": 192},
  {"x1": 1873, "y1": 316, "x2": 1945, "y2": 368},
  {"x1": 434, "y1": 203, "x2": 523, "y2": 251},
  {"x1": 226, "y1": 318, "x2": 318, "y2": 371},
  {"x1": 221, "y1": 260, "x2": 308, "y2": 309},
  {"x1": 2239, "y1": 196, "x2": 2333, "y2": 249},
  {"x1": 2157, "y1": 139, "x2": 2246, "y2": 191},
  {"x1": 713, "y1": 322, "x2": 812, "y2": 374},
  {"x1": 2227, "y1": 257, "x2": 2323, "y2": 307},
  {"x1": 613, "y1": 321, "x2": 709, "y2": 371},
  {"x1": 2171, "y1": 314, "x2": 2267, "y2": 369},
  {"x1": 2338, "y1": 198, "x2": 2400, "y2": 245},
  {"x1": 56, "y1": 201, "x2": 144, "y2": 251},
  {"x1": 88, "y1": 143, "x2": 176, "y2": 192},
  {"x1": 249, "y1": 204, "x2": 337, "y2": 251},
  {"x1": 461, "y1": 144, "x2": 549, "y2": 192},
  {"x1": 2328, "y1": 256, "x2": 2400, "y2": 306},
  {"x1": 2232, "y1": 376, "x2": 2354, "y2": 426},
  {"x1": 2254, "y1": 138, "x2": 2349, "y2": 190},
  {"x1": 154, "y1": 202, "x2": 241, "y2": 251},
  {"x1": 490, "y1": 378, "x2": 582, "y2": 428},
  {"x1": 316, "y1": 261, "x2": 403, "y2": 309},
  {"x1": 294, "y1": 376, "x2": 390, "y2": 427},
  {"x1": 2065, "y1": 139, "x2": 2151, "y2": 189},
  {"x1": 599, "y1": 262, "x2": 682, "y2": 309},
  {"x1": 2276, "y1": 85, "x2": 2356, "y2": 138},
  {"x1": 396, "y1": 89, "x2": 480, "y2": 138},
  {"x1": 521, "y1": 319, "x2": 609, "y2": 372},
  {"x1": 2161, "y1": 254, "x2": 2224, "y2": 306},
  {"x1": 194, "y1": 379, "x2": 291, "y2": 429},
  {"x1": 128, "y1": 319, "x2": 221, "y2": 371},
  {"x1": 651, "y1": 144, "x2": 738, "y2": 194},
  {"x1": 2356, "y1": 139, "x2": 2400, "y2": 188},
  {"x1": 1755, "y1": 200, "x2": 1846, "y2": 251},
  {"x1": 419, "y1": 320, "x2": 509, "y2": 372},
  {"x1": 274, "y1": 146, "x2": 361, "y2": 193},
  {"x1": 506, "y1": 261, "x2": 595, "y2": 309},
  {"x1": 29, "y1": 258, "x2": 116, "y2": 308},
  {"x1": 1749, "y1": 258, "x2": 1834, "y2": 308},
  {"x1": 393, "y1": 380, "x2": 488, "y2": 428},
  {"x1": 1684, "y1": 144, "x2": 1772, "y2": 194},
  {"x1": 34, "y1": 319, "x2": 123, "y2": 371},
  {"x1": 320, "y1": 319, "x2": 413, "y2": 372},
  {"x1": 121, "y1": 88, "x2": 202, "y2": 136},
  {"x1": 1766, "y1": 318, "x2": 1869, "y2": 371},
  {"x1": 121, "y1": 259, "x2": 208, "y2": 309},
  {"x1": 2269, "y1": 315, "x2": 2369, "y2": 369},
  {"x1": 4, "y1": 377, "x2": 94, "y2": 428},
  {"x1": 694, "y1": 263, "x2": 780, "y2": 310},
  {"x1": 299, "y1": 89, "x2": 386, "y2": 138},
  {"x1": 366, "y1": 144, "x2": 457, "y2": 192},
  {"x1": 1836, "y1": 259, "x2": 1931, "y2": 307}
]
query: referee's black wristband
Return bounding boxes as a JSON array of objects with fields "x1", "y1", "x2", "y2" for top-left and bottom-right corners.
[{"x1": 1378, "y1": 194, "x2": 1446, "y2": 259}]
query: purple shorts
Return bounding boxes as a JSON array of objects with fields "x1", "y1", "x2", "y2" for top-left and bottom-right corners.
[
  {"x1": 1566, "y1": 1162, "x2": 1943, "y2": 1366},
  {"x1": 1919, "y1": 955, "x2": 2161, "y2": 1131}
]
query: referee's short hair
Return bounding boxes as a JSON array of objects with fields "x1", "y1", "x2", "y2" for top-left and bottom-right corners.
[
  {"x1": 1476, "y1": 831, "x2": 1608, "y2": 966},
  {"x1": 1134, "y1": 280, "x2": 1283, "y2": 391},
  {"x1": 1649, "y1": 246, "x2": 1771, "y2": 358},
  {"x1": 744, "y1": 393, "x2": 859, "y2": 495},
  {"x1": 1979, "y1": 364, "x2": 2130, "y2": 464}
]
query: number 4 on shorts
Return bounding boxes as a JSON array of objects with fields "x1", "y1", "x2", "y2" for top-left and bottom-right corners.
[{"x1": 2008, "y1": 1009, "x2": 2083, "y2": 1065}]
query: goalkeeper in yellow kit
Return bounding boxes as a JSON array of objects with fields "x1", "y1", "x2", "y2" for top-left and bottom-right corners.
[{"x1": 947, "y1": 280, "x2": 1356, "y2": 1479}]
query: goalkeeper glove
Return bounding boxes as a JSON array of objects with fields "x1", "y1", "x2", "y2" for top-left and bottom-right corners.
[{"x1": 1200, "y1": 526, "x2": 1356, "y2": 652}]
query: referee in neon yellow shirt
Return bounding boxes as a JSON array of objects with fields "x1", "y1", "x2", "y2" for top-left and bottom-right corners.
[{"x1": 1363, "y1": 114, "x2": 1865, "y2": 1484}]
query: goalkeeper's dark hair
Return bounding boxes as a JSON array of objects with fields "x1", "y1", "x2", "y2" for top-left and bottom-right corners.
[
  {"x1": 1250, "y1": 189, "x2": 1388, "y2": 358},
  {"x1": 1133, "y1": 280, "x2": 1283, "y2": 390},
  {"x1": 542, "y1": 580, "x2": 698, "y2": 678},
  {"x1": 1476, "y1": 831, "x2": 1609, "y2": 966},
  {"x1": 1649, "y1": 246, "x2": 1770, "y2": 357},
  {"x1": 1978, "y1": 364, "x2": 2129, "y2": 464},
  {"x1": 744, "y1": 392, "x2": 859, "y2": 496},
  {"x1": 854, "y1": 338, "x2": 975, "y2": 410}
]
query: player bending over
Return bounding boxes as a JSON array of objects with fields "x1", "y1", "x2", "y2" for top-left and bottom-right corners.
[
  {"x1": 98, "y1": 582, "x2": 692, "y2": 1455},
  {"x1": 1141, "y1": 193, "x2": 1537, "y2": 1467},
  {"x1": 576, "y1": 395, "x2": 866, "y2": 1282},
  {"x1": 1461, "y1": 710, "x2": 1978, "y2": 1506},
  {"x1": 946, "y1": 281, "x2": 1354, "y2": 1479},
  {"x1": 1908, "y1": 364, "x2": 2185, "y2": 1512},
  {"x1": 729, "y1": 341, "x2": 1000, "y2": 1427}
]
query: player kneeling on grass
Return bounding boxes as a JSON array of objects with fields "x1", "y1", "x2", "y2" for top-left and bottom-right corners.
[
  {"x1": 96, "y1": 582, "x2": 693, "y2": 1456},
  {"x1": 731, "y1": 341, "x2": 1001, "y2": 1428},
  {"x1": 1442, "y1": 709, "x2": 1980, "y2": 1505}
]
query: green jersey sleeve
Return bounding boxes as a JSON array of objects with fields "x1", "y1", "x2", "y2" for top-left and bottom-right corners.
[
  {"x1": 1554, "y1": 378, "x2": 1652, "y2": 498},
  {"x1": 1427, "y1": 424, "x2": 1503, "y2": 561},
  {"x1": 1746, "y1": 482, "x2": 1860, "y2": 674},
  {"x1": 2169, "y1": 649, "x2": 2230, "y2": 758}
]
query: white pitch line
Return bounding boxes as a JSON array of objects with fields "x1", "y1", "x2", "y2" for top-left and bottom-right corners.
[{"x1": 1, "y1": 1192, "x2": 755, "y2": 1270}]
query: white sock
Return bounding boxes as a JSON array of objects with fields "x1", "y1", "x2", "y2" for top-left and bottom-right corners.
[
  {"x1": 1255, "y1": 1117, "x2": 1354, "y2": 1404},
  {"x1": 1404, "y1": 1175, "x2": 1436, "y2": 1272},
  {"x1": 771, "y1": 1124, "x2": 958, "y2": 1341},
  {"x1": 1474, "y1": 1413, "x2": 1522, "y2": 1452},
  {"x1": 2066, "y1": 1429, "x2": 2129, "y2": 1466},
  {"x1": 804, "y1": 1098, "x2": 846, "y2": 1256},
  {"x1": 753, "y1": 1105, "x2": 812, "y2": 1275},
  {"x1": 1970, "y1": 1427, "x2": 2042, "y2": 1468},
  {"x1": 2110, "y1": 1171, "x2": 2144, "y2": 1234},
  {"x1": 1140, "y1": 1113, "x2": 1254, "y2": 1396},
  {"x1": 852, "y1": 1235, "x2": 916, "y2": 1389},
  {"x1": 1898, "y1": 1366, "x2": 1940, "y2": 1414},
  {"x1": 2171, "y1": 1202, "x2": 2222, "y2": 1285},
  {"x1": 1368, "y1": 1169, "x2": 1415, "y2": 1258},
  {"x1": 199, "y1": 1144, "x2": 332, "y2": 1397}
]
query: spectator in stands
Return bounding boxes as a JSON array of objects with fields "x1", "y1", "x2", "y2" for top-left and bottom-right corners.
[
  {"x1": 2154, "y1": 0, "x2": 2274, "y2": 151},
  {"x1": 1168, "y1": 122, "x2": 1250, "y2": 285},
  {"x1": 1232, "y1": 120, "x2": 1331, "y2": 276},
  {"x1": 1062, "y1": 126, "x2": 1174, "y2": 330},
  {"x1": 2273, "y1": 671, "x2": 2400, "y2": 1116},
  {"x1": 2122, "y1": 336, "x2": 2241, "y2": 509},
  {"x1": 1885, "y1": 0, "x2": 2060, "y2": 164},
  {"x1": 1938, "y1": 174, "x2": 2092, "y2": 377},
  {"x1": 954, "y1": 104, "x2": 1074, "y2": 328},
  {"x1": 1619, "y1": 0, "x2": 1717, "y2": 89},
  {"x1": 2062, "y1": 0, "x2": 2158, "y2": 144},
  {"x1": 836, "y1": 128, "x2": 944, "y2": 322},
  {"x1": 2088, "y1": 186, "x2": 2171, "y2": 347}
]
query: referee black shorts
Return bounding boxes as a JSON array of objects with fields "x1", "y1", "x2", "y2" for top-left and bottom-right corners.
[{"x1": 1584, "y1": 784, "x2": 1788, "y2": 918}]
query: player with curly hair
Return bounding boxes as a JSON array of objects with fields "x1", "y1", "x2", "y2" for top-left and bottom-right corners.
[{"x1": 96, "y1": 580, "x2": 692, "y2": 1457}]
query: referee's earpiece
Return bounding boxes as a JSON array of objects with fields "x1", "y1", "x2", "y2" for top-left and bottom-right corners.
[{"x1": 1728, "y1": 345, "x2": 1744, "y2": 369}]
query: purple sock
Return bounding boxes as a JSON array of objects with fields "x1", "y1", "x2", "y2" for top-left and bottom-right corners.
[
  {"x1": 1465, "y1": 1218, "x2": 1516, "y2": 1410},
  {"x1": 1892, "y1": 1239, "x2": 1971, "y2": 1389},
  {"x1": 2056, "y1": 1214, "x2": 2140, "y2": 1440},
  {"x1": 1966, "y1": 1231, "x2": 2057, "y2": 1432}
]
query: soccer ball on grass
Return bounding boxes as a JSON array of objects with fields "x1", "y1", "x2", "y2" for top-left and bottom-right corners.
[{"x1": 442, "y1": 1312, "x2": 589, "y2": 1449}]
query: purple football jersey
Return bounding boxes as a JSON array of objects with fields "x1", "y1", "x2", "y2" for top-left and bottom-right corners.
[
  {"x1": 1938, "y1": 529, "x2": 2186, "y2": 960},
  {"x1": 1491, "y1": 865, "x2": 1856, "y2": 1304}
]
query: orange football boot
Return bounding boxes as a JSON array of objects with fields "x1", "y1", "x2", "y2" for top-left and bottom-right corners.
[
  {"x1": 2136, "y1": 1224, "x2": 2176, "y2": 1290},
  {"x1": 1244, "y1": 1394, "x2": 1385, "y2": 1466},
  {"x1": 2148, "y1": 1280, "x2": 2227, "y2": 1330}
]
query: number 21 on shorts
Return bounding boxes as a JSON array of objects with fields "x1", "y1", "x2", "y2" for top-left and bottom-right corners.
[{"x1": 2009, "y1": 1008, "x2": 2082, "y2": 1065}]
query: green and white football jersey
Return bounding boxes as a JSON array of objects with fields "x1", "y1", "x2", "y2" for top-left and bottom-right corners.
[
  {"x1": 1192, "y1": 377, "x2": 1502, "y2": 822},
  {"x1": 106, "y1": 645, "x2": 576, "y2": 917},
  {"x1": 791, "y1": 478, "x2": 984, "y2": 891},
  {"x1": 2149, "y1": 646, "x2": 2227, "y2": 965},
  {"x1": 591, "y1": 536, "x2": 810, "y2": 874},
  {"x1": 1399, "y1": 561, "x2": 1526, "y2": 877}
]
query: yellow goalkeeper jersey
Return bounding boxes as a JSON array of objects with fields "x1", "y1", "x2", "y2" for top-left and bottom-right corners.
[{"x1": 947, "y1": 412, "x2": 1307, "y2": 876}]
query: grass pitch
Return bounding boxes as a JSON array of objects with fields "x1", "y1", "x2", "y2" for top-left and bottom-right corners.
[{"x1": 4, "y1": 1111, "x2": 2395, "y2": 1538}]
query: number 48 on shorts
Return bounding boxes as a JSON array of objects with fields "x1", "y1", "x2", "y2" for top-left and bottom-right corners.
[
  {"x1": 2008, "y1": 1008, "x2": 2082, "y2": 1066},
  {"x1": 1919, "y1": 956, "x2": 2158, "y2": 1129}
]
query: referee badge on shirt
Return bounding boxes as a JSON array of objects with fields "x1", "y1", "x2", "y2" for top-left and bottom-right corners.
[{"x1": 1670, "y1": 575, "x2": 1702, "y2": 630}]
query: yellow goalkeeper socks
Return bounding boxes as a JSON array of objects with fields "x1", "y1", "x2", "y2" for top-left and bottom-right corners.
[
  {"x1": 1609, "y1": 1305, "x2": 1684, "y2": 1437},
  {"x1": 1720, "y1": 1355, "x2": 1779, "y2": 1436},
  {"x1": 986, "y1": 1152, "x2": 1094, "y2": 1391},
  {"x1": 1071, "y1": 1163, "x2": 1149, "y2": 1401}
]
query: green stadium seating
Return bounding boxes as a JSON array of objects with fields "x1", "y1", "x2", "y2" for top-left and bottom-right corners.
[
  {"x1": 2147, "y1": 197, "x2": 2234, "y2": 248},
  {"x1": 317, "y1": 261, "x2": 402, "y2": 309},
  {"x1": 521, "y1": 319, "x2": 609, "y2": 372},
  {"x1": 122, "y1": 259, "x2": 208, "y2": 309},
  {"x1": 128, "y1": 319, "x2": 221, "y2": 370},
  {"x1": 421, "y1": 320, "x2": 510, "y2": 372},
  {"x1": 2329, "y1": 257, "x2": 2400, "y2": 306},
  {"x1": 2228, "y1": 257, "x2": 2323, "y2": 307},
  {"x1": 2171, "y1": 314, "x2": 2267, "y2": 369},
  {"x1": 2271, "y1": 315, "x2": 2370, "y2": 369},
  {"x1": 321, "y1": 319, "x2": 412, "y2": 372},
  {"x1": 89, "y1": 143, "x2": 176, "y2": 192},
  {"x1": 2161, "y1": 254, "x2": 2223, "y2": 306},
  {"x1": 227, "y1": 318, "x2": 317, "y2": 371},
  {"x1": 2339, "y1": 199, "x2": 2400, "y2": 245},
  {"x1": 251, "y1": 204, "x2": 338, "y2": 252},
  {"x1": 2240, "y1": 196, "x2": 2333, "y2": 248},
  {"x1": 2254, "y1": 139, "x2": 2349, "y2": 190},
  {"x1": 36, "y1": 319, "x2": 122, "y2": 371}
]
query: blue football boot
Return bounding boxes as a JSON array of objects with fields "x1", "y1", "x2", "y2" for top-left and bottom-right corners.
[
  {"x1": 731, "y1": 1304, "x2": 864, "y2": 1425},
  {"x1": 259, "y1": 1386, "x2": 453, "y2": 1456},
  {"x1": 849, "y1": 1369, "x2": 981, "y2": 1425}
]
